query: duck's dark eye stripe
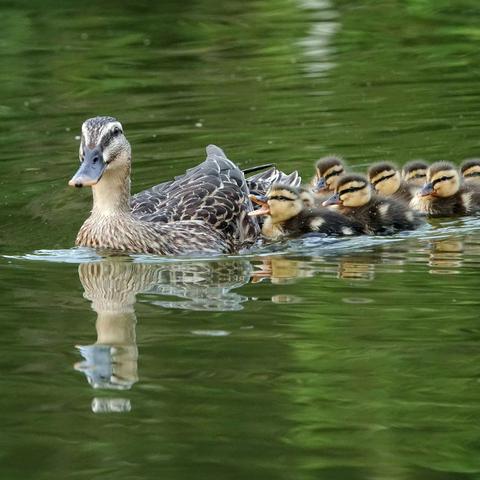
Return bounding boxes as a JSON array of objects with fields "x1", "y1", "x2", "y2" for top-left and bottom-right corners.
[
  {"x1": 432, "y1": 175, "x2": 454, "y2": 186},
  {"x1": 339, "y1": 186, "x2": 363, "y2": 196},
  {"x1": 372, "y1": 172, "x2": 395, "y2": 186},
  {"x1": 410, "y1": 173, "x2": 426, "y2": 179},
  {"x1": 325, "y1": 169, "x2": 343, "y2": 180},
  {"x1": 269, "y1": 195, "x2": 294, "y2": 201},
  {"x1": 465, "y1": 171, "x2": 480, "y2": 178}
]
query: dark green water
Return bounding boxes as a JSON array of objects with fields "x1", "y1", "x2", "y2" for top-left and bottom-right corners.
[{"x1": 2, "y1": 1, "x2": 480, "y2": 479}]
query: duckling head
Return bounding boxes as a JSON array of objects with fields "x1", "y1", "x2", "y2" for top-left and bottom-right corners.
[
  {"x1": 420, "y1": 162, "x2": 460, "y2": 198},
  {"x1": 402, "y1": 160, "x2": 428, "y2": 187},
  {"x1": 69, "y1": 116, "x2": 131, "y2": 188},
  {"x1": 368, "y1": 161, "x2": 401, "y2": 196},
  {"x1": 323, "y1": 174, "x2": 371, "y2": 208},
  {"x1": 249, "y1": 184, "x2": 303, "y2": 223},
  {"x1": 461, "y1": 158, "x2": 480, "y2": 184},
  {"x1": 298, "y1": 187, "x2": 315, "y2": 208},
  {"x1": 314, "y1": 155, "x2": 345, "y2": 192}
]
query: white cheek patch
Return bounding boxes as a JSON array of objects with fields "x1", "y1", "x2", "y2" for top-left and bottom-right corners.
[
  {"x1": 379, "y1": 204, "x2": 390, "y2": 216},
  {"x1": 310, "y1": 218, "x2": 325, "y2": 230},
  {"x1": 342, "y1": 227, "x2": 354, "y2": 235}
]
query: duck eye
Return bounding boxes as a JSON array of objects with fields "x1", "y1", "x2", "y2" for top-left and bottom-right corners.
[{"x1": 112, "y1": 126, "x2": 122, "y2": 136}]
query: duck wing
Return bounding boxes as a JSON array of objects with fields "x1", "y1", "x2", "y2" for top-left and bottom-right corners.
[
  {"x1": 131, "y1": 145, "x2": 260, "y2": 249},
  {"x1": 246, "y1": 166, "x2": 301, "y2": 196}
]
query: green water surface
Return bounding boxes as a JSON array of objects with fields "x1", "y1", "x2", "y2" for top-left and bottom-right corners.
[{"x1": 1, "y1": 1, "x2": 480, "y2": 479}]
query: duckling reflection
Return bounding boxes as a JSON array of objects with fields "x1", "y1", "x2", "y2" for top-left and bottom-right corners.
[
  {"x1": 75, "y1": 259, "x2": 253, "y2": 394},
  {"x1": 337, "y1": 256, "x2": 376, "y2": 281},
  {"x1": 428, "y1": 238, "x2": 464, "y2": 274},
  {"x1": 252, "y1": 257, "x2": 316, "y2": 284}
]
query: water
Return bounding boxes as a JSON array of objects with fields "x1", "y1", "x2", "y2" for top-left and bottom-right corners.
[{"x1": 2, "y1": 0, "x2": 480, "y2": 478}]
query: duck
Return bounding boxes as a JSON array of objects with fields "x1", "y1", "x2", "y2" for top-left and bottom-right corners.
[
  {"x1": 311, "y1": 155, "x2": 346, "y2": 198},
  {"x1": 402, "y1": 160, "x2": 428, "y2": 188},
  {"x1": 322, "y1": 174, "x2": 423, "y2": 234},
  {"x1": 460, "y1": 158, "x2": 480, "y2": 186},
  {"x1": 412, "y1": 161, "x2": 480, "y2": 217},
  {"x1": 368, "y1": 161, "x2": 413, "y2": 204},
  {"x1": 248, "y1": 183, "x2": 363, "y2": 240},
  {"x1": 69, "y1": 116, "x2": 261, "y2": 255}
]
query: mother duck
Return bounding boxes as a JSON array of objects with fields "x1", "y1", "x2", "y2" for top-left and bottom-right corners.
[{"x1": 69, "y1": 116, "x2": 263, "y2": 255}]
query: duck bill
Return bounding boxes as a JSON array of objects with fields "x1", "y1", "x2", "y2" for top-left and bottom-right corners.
[
  {"x1": 322, "y1": 193, "x2": 341, "y2": 206},
  {"x1": 68, "y1": 148, "x2": 107, "y2": 188},
  {"x1": 314, "y1": 177, "x2": 326, "y2": 192},
  {"x1": 248, "y1": 194, "x2": 270, "y2": 216},
  {"x1": 419, "y1": 182, "x2": 435, "y2": 197}
]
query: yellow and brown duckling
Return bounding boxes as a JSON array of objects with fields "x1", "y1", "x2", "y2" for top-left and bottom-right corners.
[
  {"x1": 460, "y1": 158, "x2": 480, "y2": 186},
  {"x1": 368, "y1": 161, "x2": 413, "y2": 204},
  {"x1": 248, "y1": 183, "x2": 363, "y2": 240},
  {"x1": 311, "y1": 155, "x2": 346, "y2": 197},
  {"x1": 323, "y1": 174, "x2": 423, "y2": 235},
  {"x1": 412, "y1": 161, "x2": 480, "y2": 217},
  {"x1": 402, "y1": 160, "x2": 428, "y2": 188}
]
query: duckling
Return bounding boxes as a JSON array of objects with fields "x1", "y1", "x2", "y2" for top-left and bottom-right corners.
[
  {"x1": 402, "y1": 160, "x2": 428, "y2": 188},
  {"x1": 311, "y1": 155, "x2": 346, "y2": 197},
  {"x1": 248, "y1": 184, "x2": 363, "y2": 240},
  {"x1": 323, "y1": 174, "x2": 423, "y2": 235},
  {"x1": 460, "y1": 158, "x2": 480, "y2": 186},
  {"x1": 412, "y1": 161, "x2": 480, "y2": 217},
  {"x1": 368, "y1": 161, "x2": 413, "y2": 204}
]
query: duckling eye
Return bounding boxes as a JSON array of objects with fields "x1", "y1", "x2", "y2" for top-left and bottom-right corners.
[
  {"x1": 440, "y1": 175, "x2": 453, "y2": 182},
  {"x1": 112, "y1": 126, "x2": 122, "y2": 136},
  {"x1": 269, "y1": 195, "x2": 293, "y2": 201}
]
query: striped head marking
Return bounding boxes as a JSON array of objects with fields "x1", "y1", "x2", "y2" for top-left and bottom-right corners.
[
  {"x1": 267, "y1": 184, "x2": 303, "y2": 223},
  {"x1": 315, "y1": 155, "x2": 345, "y2": 191},
  {"x1": 80, "y1": 116, "x2": 130, "y2": 167},
  {"x1": 402, "y1": 160, "x2": 428, "y2": 187},
  {"x1": 335, "y1": 174, "x2": 371, "y2": 207},
  {"x1": 421, "y1": 162, "x2": 460, "y2": 198},
  {"x1": 461, "y1": 159, "x2": 480, "y2": 184},
  {"x1": 368, "y1": 162, "x2": 401, "y2": 196}
]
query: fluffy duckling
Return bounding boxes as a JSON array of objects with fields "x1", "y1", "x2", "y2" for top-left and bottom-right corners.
[
  {"x1": 461, "y1": 158, "x2": 480, "y2": 186},
  {"x1": 323, "y1": 174, "x2": 423, "y2": 235},
  {"x1": 368, "y1": 161, "x2": 413, "y2": 204},
  {"x1": 402, "y1": 160, "x2": 428, "y2": 188},
  {"x1": 311, "y1": 155, "x2": 346, "y2": 196},
  {"x1": 412, "y1": 161, "x2": 480, "y2": 217},
  {"x1": 248, "y1": 184, "x2": 362, "y2": 240}
]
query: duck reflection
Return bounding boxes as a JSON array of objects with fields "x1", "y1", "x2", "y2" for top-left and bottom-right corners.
[{"x1": 74, "y1": 259, "x2": 253, "y2": 410}]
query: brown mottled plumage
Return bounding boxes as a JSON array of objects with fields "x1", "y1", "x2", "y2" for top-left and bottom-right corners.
[
  {"x1": 323, "y1": 174, "x2": 423, "y2": 235},
  {"x1": 411, "y1": 161, "x2": 480, "y2": 217},
  {"x1": 70, "y1": 116, "x2": 260, "y2": 255}
]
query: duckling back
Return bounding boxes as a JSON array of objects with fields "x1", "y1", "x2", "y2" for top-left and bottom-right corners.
[{"x1": 282, "y1": 207, "x2": 363, "y2": 237}]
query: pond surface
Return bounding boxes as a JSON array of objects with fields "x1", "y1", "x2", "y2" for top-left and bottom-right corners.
[{"x1": 2, "y1": 1, "x2": 480, "y2": 479}]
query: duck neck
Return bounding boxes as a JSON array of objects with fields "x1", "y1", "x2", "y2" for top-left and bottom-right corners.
[{"x1": 91, "y1": 167, "x2": 131, "y2": 217}]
